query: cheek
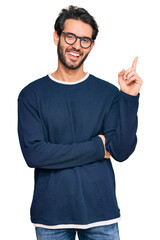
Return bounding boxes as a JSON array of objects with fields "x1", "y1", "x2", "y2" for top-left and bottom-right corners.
[
  {"x1": 58, "y1": 39, "x2": 68, "y2": 52},
  {"x1": 83, "y1": 49, "x2": 90, "y2": 57}
]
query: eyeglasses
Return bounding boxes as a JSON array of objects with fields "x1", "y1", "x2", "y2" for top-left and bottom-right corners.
[{"x1": 62, "y1": 32, "x2": 94, "y2": 49}]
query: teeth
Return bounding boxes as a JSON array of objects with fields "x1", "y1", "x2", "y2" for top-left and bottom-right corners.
[{"x1": 69, "y1": 52, "x2": 80, "y2": 57}]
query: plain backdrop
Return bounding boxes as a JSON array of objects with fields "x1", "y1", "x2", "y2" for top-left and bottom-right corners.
[{"x1": 1, "y1": 0, "x2": 160, "y2": 239}]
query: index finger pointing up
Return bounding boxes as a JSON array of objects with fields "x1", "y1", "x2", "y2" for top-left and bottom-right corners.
[{"x1": 132, "y1": 56, "x2": 138, "y2": 71}]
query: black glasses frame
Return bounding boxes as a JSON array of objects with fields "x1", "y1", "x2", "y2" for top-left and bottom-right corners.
[{"x1": 62, "y1": 32, "x2": 94, "y2": 49}]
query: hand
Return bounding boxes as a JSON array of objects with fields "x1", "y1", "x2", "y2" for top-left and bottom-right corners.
[
  {"x1": 98, "y1": 134, "x2": 110, "y2": 159},
  {"x1": 118, "y1": 56, "x2": 143, "y2": 96}
]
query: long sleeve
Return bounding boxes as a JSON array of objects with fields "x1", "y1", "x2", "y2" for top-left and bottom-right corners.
[
  {"x1": 18, "y1": 95, "x2": 105, "y2": 170},
  {"x1": 102, "y1": 90, "x2": 139, "y2": 162}
]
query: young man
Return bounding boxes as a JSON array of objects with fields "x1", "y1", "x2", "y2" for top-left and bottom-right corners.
[{"x1": 18, "y1": 5, "x2": 142, "y2": 240}]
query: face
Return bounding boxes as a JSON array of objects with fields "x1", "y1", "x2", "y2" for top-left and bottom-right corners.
[{"x1": 54, "y1": 19, "x2": 95, "y2": 70}]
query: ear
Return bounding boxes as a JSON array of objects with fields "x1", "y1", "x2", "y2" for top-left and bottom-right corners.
[{"x1": 53, "y1": 31, "x2": 60, "y2": 46}]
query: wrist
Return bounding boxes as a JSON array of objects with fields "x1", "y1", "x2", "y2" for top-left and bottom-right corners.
[
  {"x1": 120, "y1": 90, "x2": 140, "y2": 100},
  {"x1": 120, "y1": 89, "x2": 139, "y2": 96}
]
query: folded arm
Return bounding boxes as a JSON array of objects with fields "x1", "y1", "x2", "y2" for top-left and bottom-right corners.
[{"x1": 18, "y1": 95, "x2": 105, "y2": 170}]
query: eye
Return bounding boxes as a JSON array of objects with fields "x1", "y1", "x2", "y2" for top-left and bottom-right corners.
[
  {"x1": 82, "y1": 38, "x2": 90, "y2": 44},
  {"x1": 66, "y1": 34, "x2": 75, "y2": 40}
]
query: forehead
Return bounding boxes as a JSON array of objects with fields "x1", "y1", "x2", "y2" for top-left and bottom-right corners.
[{"x1": 63, "y1": 19, "x2": 93, "y2": 37}]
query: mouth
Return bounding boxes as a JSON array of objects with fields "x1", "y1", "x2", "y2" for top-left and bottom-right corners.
[
  {"x1": 66, "y1": 50, "x2": 82, "y2": 61},
  {"x1": 68, "y1": 52, "x2": 80, "y2": 57}
]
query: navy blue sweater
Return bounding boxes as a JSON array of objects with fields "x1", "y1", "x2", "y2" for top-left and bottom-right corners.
[{"x1": 18, "y1": 73, "x2": 139, "y2": 229}]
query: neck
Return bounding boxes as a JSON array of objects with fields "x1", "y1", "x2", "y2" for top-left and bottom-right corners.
[{"x1": 51, "y1": 61, "x2": 86, "y2": 82}]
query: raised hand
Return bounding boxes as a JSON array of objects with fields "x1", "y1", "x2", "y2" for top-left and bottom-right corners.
[{"x1": 118, "y1": 57, "x2": 143, "y2": 96}]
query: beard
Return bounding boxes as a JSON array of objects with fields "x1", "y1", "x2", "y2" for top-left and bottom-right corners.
[{"x1": 57, "y1": 40, "x2": 89, "y2": 70}]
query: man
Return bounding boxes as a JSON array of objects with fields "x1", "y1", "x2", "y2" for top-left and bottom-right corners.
[{"x1": 18, "y1": 5, "x2": 143, "y2": 240}]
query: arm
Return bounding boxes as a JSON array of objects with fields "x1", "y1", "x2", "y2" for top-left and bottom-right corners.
[
  {"x1": 103, "y1": 57, "x2": 142, "y2": 162},
  {"x1": 17, "y1": 95, "x2": 105, "y2": 170},
  {"x1": 102, "y1": 90, "x2": 139, "y2": 162}
]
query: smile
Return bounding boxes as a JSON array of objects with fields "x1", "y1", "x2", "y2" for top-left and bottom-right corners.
[
  {"x1": 66, "y1": 48, "x2": 83, "y2": 57},
  {"x1": 68, "y1": 52, "x2": 80, "y2": 57}
]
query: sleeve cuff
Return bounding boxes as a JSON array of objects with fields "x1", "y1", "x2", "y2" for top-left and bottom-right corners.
[
  {"x1": 120, "y1": 90, "x2": 140, "y2": 101},
  {"x1": 91, "y1": 136, "x2": 105, "y2": 159}
]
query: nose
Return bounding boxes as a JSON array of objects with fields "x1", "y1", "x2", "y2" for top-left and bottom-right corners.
[{"x1": 72, "y1": 38, "x2": 81, "y2": 49}]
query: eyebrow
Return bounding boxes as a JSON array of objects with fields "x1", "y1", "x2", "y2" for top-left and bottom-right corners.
[{"x1": 64, "y1": 31, "x2": 92, "y2": 38}]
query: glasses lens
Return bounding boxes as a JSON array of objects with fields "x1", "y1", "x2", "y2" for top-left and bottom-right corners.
[
  {"x1": 81, "y1": 37, "x2": 92, "y2": 48},
  {"x1": 65, "y1": 33, "x2": 76, "y2": 44}
]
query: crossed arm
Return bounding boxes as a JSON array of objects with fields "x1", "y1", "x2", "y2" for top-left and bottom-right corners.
[
  {"x1": 18, "y1": 95, "x2": 107, "y2": 170},
  {"x1": 18, "y1": 89, "x2": 139, "y2": 170}
]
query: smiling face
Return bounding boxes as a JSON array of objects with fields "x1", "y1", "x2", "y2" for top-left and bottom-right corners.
[{"x1": 54, "y1": 19, "x2": 95, "y2": 70}]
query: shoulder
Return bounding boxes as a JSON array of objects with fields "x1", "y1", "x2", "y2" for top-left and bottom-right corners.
[
  {"x1": 89, "y1": 74, "x2": 119, "y2": 97},
  {"x1": 18, "y1": 75, "x2": 48, "y2": 99}
]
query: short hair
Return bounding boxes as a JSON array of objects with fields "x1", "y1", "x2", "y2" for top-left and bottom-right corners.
[{"x1": 54, "y1": 5, "x2": 99, "y2": 40}]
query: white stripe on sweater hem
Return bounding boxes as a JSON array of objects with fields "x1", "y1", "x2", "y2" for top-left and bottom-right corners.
[{"x1": 33, "y1": 217, "x2": 121, "y2": 229}]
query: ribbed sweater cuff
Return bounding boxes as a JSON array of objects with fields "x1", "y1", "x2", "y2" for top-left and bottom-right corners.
[
  {"x1": 92, "y1": 136, "x2": 105, "y2": 159},
  {"x1": 120, "y1": 90, "x2": 140, "y2": 101}
]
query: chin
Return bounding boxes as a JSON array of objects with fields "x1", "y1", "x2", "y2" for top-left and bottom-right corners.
[{"x1": 63, "y1": 60, "x2": 83, "y2": 70}]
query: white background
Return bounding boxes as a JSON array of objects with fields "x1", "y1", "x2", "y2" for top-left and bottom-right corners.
[{"x1": 1, "y1": 0, "x2": 160, "y2": 239}]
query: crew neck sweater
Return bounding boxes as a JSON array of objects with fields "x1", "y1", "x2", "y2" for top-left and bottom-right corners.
[{"x1": 18, "y1": 73, "x2": 139, "y2": 229}]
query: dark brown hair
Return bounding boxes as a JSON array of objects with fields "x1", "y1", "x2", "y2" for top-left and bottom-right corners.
[{"x1": 54, "y1": 5, "x2": 99, "y2": 40}]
